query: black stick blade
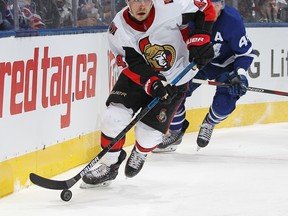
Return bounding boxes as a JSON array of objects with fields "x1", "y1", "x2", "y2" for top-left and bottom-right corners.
[{"x1": 30, "y1": 173, "x2": 74, "y2": 190}]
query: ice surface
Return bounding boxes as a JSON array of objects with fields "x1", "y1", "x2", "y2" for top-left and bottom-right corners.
[{"x1": 1, "y1": 123, "x2": 288, "y2": 216}]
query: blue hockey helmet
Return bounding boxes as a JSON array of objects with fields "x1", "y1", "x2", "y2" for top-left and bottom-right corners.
[
  {"x1": 211, "y1": 0, "x2": 225, "y2": 8},
  {"x1": 211, "y1": 0, "x2": 224, "y2": 2}
]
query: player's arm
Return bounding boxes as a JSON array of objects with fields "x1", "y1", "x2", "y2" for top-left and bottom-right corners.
[
  {"x1": 226, "y1": 18, "x2": 254, "y2": 97},
  {"x1": 122, "y1": 47, "x2": 176, "y2": 103},
  {"x1": 182, "y1": 0, "x2": 215, "y2": 32},
  {"x1": 227, "y1": 21, "x2": 254, "y2": 72},
  {"x1": 122, "y1": 46, "x2": 158, "y2": 86},
  {"x1": 107, "y1": 22, "x2": 173, "y2": 101},
  {"x1": 182, "y1": 0, "x2": 216, "y2": 69}
]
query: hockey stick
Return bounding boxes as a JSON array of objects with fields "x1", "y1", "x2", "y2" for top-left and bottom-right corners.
[
  {"x1": 30, "y1": 61, "x2": 197, "y2": 190},
  {"x1": 192, "y1": 78, "x2": 288, "y2": 97}
]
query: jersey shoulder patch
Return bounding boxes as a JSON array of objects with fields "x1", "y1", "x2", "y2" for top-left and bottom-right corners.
[
  {"x1": 193, "y1": 0, "x2": 208, "y2": 10},
  {"x1": 109, "y1": 22, "x2": 118, "y2": 35}
]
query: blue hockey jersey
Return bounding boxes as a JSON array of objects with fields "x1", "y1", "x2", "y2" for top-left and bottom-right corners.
[{"x1": 208, "y1": 5, "x2": 254, "y2": 73}]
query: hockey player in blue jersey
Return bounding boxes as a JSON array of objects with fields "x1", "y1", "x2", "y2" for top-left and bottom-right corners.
[{"x1": 153, "y1": 0, "x2": 254, "y2": 153}]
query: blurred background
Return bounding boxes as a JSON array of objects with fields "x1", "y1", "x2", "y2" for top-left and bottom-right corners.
[{"x1": 0, "y1": 0, "x2": 287, "y2": 32}]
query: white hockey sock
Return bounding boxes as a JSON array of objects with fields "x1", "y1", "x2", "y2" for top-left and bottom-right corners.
[{"x1": 101, "y1": 151, "x2": 121, "y2": 166}]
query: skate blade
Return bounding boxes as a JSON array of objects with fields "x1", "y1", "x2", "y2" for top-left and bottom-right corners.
[
  {"x1": 196, "y1": 145, "x2": 202, "y2": 152},
  {"x1": 152, "y1": 145, "x2": 177, "y2": 153},
  {"x1": 79, "y1": 180, "x2": 112, "y2": 189}
]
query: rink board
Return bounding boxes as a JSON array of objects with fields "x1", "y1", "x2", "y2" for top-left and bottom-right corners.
[
  {"x1": 1, "y1": 101, "x2": 288, "y2": 197},
  {"x1": 1, "y1": 27, "x2": 288, "y2": 198}
]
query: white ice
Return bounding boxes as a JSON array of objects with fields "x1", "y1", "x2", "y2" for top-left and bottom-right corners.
[{"x1": 1, "y1": 123, "x2": 288, "y2": 216}]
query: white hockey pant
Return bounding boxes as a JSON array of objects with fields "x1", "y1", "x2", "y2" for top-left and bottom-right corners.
[{"x1": 100, "y1": 103, "x2": 162, "y2": 164}]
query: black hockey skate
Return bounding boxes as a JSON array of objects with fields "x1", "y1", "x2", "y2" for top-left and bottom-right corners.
[
  {"x1": 152, "y1": 119, "x2": 189, "y2": 153},
  {"x1": 125, "y1": 146, "x2": 147, "y2": 178},
  {"x1": 80, "y1": 150, "x2": 127, "y2": 188},
  {"x1": 197, "y1": 116, "x2": 215, "y2": 149}
]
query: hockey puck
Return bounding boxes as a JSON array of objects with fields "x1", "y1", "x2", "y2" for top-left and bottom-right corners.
[{"x1": 60, "y1": 189, "x2": 72, "y2": 201}]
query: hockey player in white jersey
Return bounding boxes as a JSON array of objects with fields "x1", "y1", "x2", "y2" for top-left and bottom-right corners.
[
  {"x1": 153, "y1": 0, "x2": 255, "y2": 153},
  {"x1": 80, "y1": 0, "x2": 216, "y2": 188}
]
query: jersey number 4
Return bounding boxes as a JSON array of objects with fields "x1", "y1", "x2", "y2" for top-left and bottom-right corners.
[
  {"x1": 116, "y1": 55, "x2": 127, "y2": 68},
  {"x1": 239, "y1": 35, "x2": 250, "y2": 48}
]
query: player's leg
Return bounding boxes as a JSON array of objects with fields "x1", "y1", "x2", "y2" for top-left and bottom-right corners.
[
  {"x1": 152, "y1": 107, "x2": 189, "y2": 153},
  {"x1": 80, "y1": 103, "x2": 133, "y2": 188},
  {"x1": 153, "y1": 71, "x2": 206, "y2": 153},
  {"x1": 81, "y1": 74, "x2": 145, "y2": 188},
  {"x1": 125, "y1": 121, "x2": 163, "y2": 178},
  {"x1": 125, "y1": 84, "x2": 187, "y2": 176},
  {"x1": 197, "y1": 86, "x2": 238, "y2": 148}
]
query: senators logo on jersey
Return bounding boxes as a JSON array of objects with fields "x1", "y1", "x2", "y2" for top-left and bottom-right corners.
[
  {"x1": 139, "y1": 37, "x2": 176, "y2": 71},
  {"x1": 157, "y1": 109, "x2": 167, "y2": 123},
  {"x1": 194, "y1": 0, "x2": 208, "y2": 10}
]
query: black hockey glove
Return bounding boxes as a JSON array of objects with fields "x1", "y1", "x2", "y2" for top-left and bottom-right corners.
[
  {"x1": 186, "y1": 30, "x2": 214, "y2": 69},
  {"x1": 144, "y1": 75, "x2": 178, "y2": 104},
  {"x1": 228, "y1": 70, "x2": 249, "y2": 97}
]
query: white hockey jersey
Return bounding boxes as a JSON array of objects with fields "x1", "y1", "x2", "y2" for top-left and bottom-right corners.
[{"x1": 107, "y1": 0, "x2": 210, "y2": 86}]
